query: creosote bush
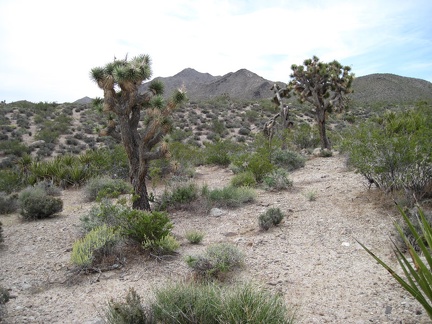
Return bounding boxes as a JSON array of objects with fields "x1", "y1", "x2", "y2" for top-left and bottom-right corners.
[
  {"x1": 18, "y1": 185, "x2": 63, "y2": 220},
  {"x1": 259, "y1": 207, "x2": 285, "y2": 230},
  {"x1": 186, "y1": 243, "x2": 244, "y2": 279}
]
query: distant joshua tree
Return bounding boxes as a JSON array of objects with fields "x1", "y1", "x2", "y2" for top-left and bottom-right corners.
[
  {"x1": 277, "y1": 56, "x2": 354, "y2": 149},
  {"x1": 90, "y1": 54, "x2": 186, "y2": 210}
]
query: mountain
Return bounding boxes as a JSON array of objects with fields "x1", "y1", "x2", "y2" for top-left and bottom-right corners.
[
  {"x1": 139, "y1": 68, "x2": 283, "y2": 101},
  {"x1": 82, "y1": 69, "x2": 432, "y2": 105},
  {"x1": 73, "y1": 96, "x2": 93, "y2": 105},
  {"x1": 351, "y1": 73, "x2": 432, "y2": 105}
]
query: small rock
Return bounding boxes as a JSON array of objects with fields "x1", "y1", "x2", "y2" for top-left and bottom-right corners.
[
  {"x1": 210, "y1": 208, "x2": 225, "y2": 217},
  {"x1": 341, "y1": 242, "x2": 350, "y2": 247},
  {"x1": 385, "y1": 306, "x2": 392, "y2": 314}
]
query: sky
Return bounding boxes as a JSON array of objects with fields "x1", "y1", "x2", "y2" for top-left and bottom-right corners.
[{"x1": 0, "y1": 0, "x2": 431, "y2": 103}]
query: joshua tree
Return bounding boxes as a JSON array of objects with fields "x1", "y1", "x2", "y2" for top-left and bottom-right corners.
[
  {"x1": 90, "y1": 54, "x2": 186, "y2": 210},
  {"x1": 280, "y1": 56, "x2": 354, "y2": 149},
  {"x1": 263, "y1": 84, "x2": 294, "y2": 150}
]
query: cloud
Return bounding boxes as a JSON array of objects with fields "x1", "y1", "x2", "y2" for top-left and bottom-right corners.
[{"x1": 0, "y1": 0, "x2": 431, "y2": 102}]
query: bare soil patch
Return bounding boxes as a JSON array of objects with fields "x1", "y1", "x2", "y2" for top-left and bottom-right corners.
[{"x1": 0, "y1": 154, "x2": 429, "y2": 323}]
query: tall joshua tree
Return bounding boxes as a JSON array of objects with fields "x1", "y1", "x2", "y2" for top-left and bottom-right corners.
[
  {"x1": 281, "y1": 56, "x2": 354, "y2": 149},
  {"x1": 90, "y1": 54, "x2": 186, "y2": 210}
]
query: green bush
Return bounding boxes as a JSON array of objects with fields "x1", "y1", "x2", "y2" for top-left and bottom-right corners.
[
  {"x1": 118, "y1": 209, "x2": 173, "y2": 246},
  {"x1": 0, "y1": 169, "x2": 22, "y2": 194},
  {"x1": 0, "y1": 192, "x2": 18, "y2": 214},
  {"x1": 18, "y1": 186, "x2": 63, "y2": 220},
  {"x1": 203, "y1": 140, "x2": 244, "y2": 167},
  {"x1": 0, "y1": 139, "x2": 30, "y2": 157},
  {"x1": 158, "y1": 182, "x2": 198, "y2": 210},
  {"x1": 205, "y1": 185, "x2": 256, "y2": 208},
  {"x1": 292, "y1": 123, "x2": 320, "y2": 149},
  {"x1": 342, "y1": 105, "x2": 432, "y2": 203},
  {"x1": 116, "y1": 282, "x2": 296, "y2": 324},
  {"x1": 186, "y1": 243, "x2": 244, "y2": 279},
  {"x1": 71, "y1": 224, "x2": 119, "y2": 269},
  {"x1": 230, "y1": 171, "x2": 257, "y2": 188},
  {"x1": 258, "y1": 207, "x2": 285, "y2": 230},
  {"x1": 247, "y1": 152, "x2": 274, "y2": 182},
  {"x1": 142, "y1": 234, "x2": 180, "y2": 255},
  {"x1": 271, "y1": 149, "x2": 305, "y2": 171},
  {"x1": 84, "y1": 176, "x2": 132, "y2": 202},
  {"x1": 263, "y1": 169, "x2": 293, "y2": 191},
  {"x1": 80, "y1": 200, "x2": 173, "y2": 247},
  {"x1": 185, "y1": 230, "x2": 204, "y2": 244}
]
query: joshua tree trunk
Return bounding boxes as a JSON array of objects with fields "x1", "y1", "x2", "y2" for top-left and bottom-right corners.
[{"x1": 317, "y1": 108, "x2": 331, "y2": 149}]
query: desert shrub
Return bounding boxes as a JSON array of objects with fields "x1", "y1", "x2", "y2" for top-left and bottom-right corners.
[
  {"x1": 80, "y1": 200, "x2": 173, "y2": 247},
  {"x1": 34, "y1": 181, "x2": 62, "y2": 196},
  {"x1": 305, "y1": 190, "x2": 317, "y2": 201},
  {"x1": 0, "y1": 169, "x2": 22, "y2": 194},
  {"x1": 230, "y1": 170, "x2": 257, "y2": 188},
  {"x1": 271, "y1": 149, "x2": 305, "y2": 171},
  {"x1": 145, "y1": 282, "x2": 295, "y2": 323},
  {"x1": 169, "y1": 141, "x2": 204, "y2": 166},
  {"x1": 263, "y1": 169, "x2": 293, "y2": 191},
  {"x1": 238, "y1": 127, "x2": 251, "y2": 136},
  {"x1": 185, "y1": 230, "x2": 204, "y2": 244},
  {"x1": 83, "y1": 176, "x2": 132, "y2": 202},
  {"x1": 157, "y1": 182, "x2": 198, "y2": 210},
  {"x1": 118, "y1": 209, "x2": 173, "y2": 246},
  {"x1": 342, "y1": 105, "x2": 432, "y2": 203},
  {"x1": 205, "y1": 185, "x2": 256, "y2": 208},
  {"x1": 203, "y1": 139, "x2": 244, "y2": 167},
  {"x1": 186, "y1": 243, "x2": 244, "y2": 279},
  {"x1": 143, "y1": 234, "x2": 180, "y2": 255},
  {"x1": 246, "y1": 152, "x2": 274, "y2": 182},
  {"x1": 0, "y1": 192, "x2": 18, "y2": 214},
  {"x1": 258, "y1": 207, "x2": 285, "y2": 230},
  {"x1": 0, "y1": 139, "x2": 30, "y2": 157},
  {"x1": 292, "y1": 123, "x2": 320, "y2": 149},
  {"x1": 105, "y1": 288, "x2": 152, "y2": 324},
  {"x1": 18, "y1": 186, "x2": 63, "y2": 220},
  {"x1": 70, "y1": 224, "x2": 119, "y2": 269}
]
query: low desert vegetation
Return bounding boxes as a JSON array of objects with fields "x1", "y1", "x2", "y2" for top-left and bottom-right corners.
[
  {"x1": 18, "y1": 183, "x2": 63, "y2": 220},
  {"x1": 185, "y1": 243, "x2": 245, "y2": 280},
  {"x1": 104, "y1": 283, "x2": 295, "y2": 324},
  {"x1": 258, "y1": 207, "x2": 285, "y2": 230}
]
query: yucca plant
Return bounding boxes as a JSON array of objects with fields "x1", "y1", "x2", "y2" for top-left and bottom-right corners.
[{"x1": 357, "y1": 205, "x2": 432, "y2": 319}]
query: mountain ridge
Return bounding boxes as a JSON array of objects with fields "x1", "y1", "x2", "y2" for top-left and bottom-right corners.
[{"x1": 76, "y1": 69, "x2": 432, "y2": 105}]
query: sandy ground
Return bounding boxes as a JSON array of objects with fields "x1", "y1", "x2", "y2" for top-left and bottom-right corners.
[{"x1": 0, "y1": 154, "x2": 430, "y2": 323}]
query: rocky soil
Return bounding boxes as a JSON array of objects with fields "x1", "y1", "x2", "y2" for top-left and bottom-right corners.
[{"x1": 0, "y1": 154, "x2": 430, "y2": 323}]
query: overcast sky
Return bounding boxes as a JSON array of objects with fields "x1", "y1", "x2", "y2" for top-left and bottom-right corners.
[{"x1": 1, "y1": 0, "x2": 431, "y2": 103}]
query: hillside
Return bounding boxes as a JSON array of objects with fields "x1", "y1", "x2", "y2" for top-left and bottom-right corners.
[{"x1": 135, "y1": 68, "x2": 432, "y2": 105}]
